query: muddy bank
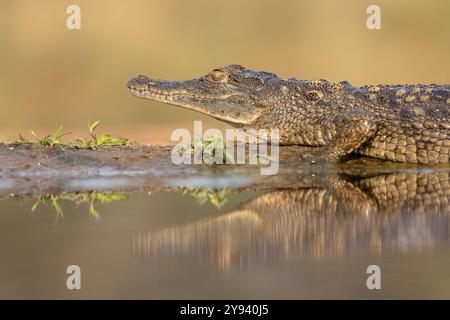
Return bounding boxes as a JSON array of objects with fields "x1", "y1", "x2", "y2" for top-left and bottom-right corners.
[{"x1": 0, "y1": 143, "x2": 448, "y2": 198}]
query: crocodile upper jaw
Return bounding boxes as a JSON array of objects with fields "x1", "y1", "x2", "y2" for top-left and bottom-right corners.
[{"x1": 127, "y1": 75, "x2": 264, "y2": 125}]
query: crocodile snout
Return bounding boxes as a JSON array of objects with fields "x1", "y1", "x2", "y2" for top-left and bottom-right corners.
[{"x1": 127, "y1": 75, "x2": 151, "y2": 90}]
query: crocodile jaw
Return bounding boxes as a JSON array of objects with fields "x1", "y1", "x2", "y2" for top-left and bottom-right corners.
[{"x1": 127, "y1": 75, "x2": 263, "y2": 126}]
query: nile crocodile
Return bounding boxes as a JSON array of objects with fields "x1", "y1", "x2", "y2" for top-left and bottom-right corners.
[{"x1": 127, "y1": 64, "x2": 450, "y2": 164}]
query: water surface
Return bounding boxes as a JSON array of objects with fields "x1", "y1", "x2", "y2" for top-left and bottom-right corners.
[{"x1": 1, "y1": 166, "x2": 450, "y2": 299}]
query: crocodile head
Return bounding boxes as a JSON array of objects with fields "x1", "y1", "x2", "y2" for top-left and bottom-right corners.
[{"x1": 127, "y1": 64, "x2": 281, "y2": 126}]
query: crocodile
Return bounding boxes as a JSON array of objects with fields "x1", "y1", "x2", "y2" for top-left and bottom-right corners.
[{"x1": 127, "y1": 64, "x2": 450, "y2": 164}]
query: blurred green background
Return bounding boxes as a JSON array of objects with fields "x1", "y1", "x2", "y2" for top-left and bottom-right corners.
[{"x1": 0, "y1": 0, "x2": 449, "y2": 143}]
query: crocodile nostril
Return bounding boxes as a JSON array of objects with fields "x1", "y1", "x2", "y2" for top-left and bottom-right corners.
[
  {"x1": 127, "y1": 75, "x2": 152, "y2": 89},
  {"x1": 126, "y1": 79, "x2": 135, "y2": 89}
]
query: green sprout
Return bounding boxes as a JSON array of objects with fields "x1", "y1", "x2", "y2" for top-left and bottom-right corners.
[
  {"x1": 19, "y1": 121, "x2": 128, "y2": 149},
  {"x1": 76, "y1": 120, "x2": 128, "y2": 148},
  {"x1": 16, "y1": 134, "x2": 29, "y2": 144},
  {"x1": 176, "y1": 134, "x2": 234, "y2": 164},
  {"x1": 183, "y1": 188, "x2": 230, "y2": 209},
  {"x1": 30, "y1": 125, "x2": 71, "y2": 147}
]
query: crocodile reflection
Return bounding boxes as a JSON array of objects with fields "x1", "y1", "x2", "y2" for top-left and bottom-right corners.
[{"x1": 133, "y1": 172, "x2": 450, "y2": 270}]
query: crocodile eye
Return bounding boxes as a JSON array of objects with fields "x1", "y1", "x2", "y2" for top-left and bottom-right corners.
[
  {"x1": 305, "y1": 90, "x2": 324, "y2": 100},
  {"x1": 210, "y1": 69, "x2": 227, "y2": 82}
]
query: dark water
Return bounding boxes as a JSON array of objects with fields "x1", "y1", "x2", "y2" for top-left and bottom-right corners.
[{"x1": 1, "y1": 169, "x2": 450, "y2": 299}]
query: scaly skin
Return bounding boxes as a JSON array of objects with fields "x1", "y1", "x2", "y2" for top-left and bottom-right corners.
[{"x1": 127, "y1": 64, "x2": 450, "y2": 164}]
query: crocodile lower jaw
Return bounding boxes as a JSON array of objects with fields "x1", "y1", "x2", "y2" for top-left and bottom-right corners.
[{"x1": 129, "y1": 88, "x2": 179, "y2": 102}]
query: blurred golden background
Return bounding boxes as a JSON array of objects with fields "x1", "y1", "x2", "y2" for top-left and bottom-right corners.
[{"x1": 0, "y1": 0, "x2": 449, "y2": 144}]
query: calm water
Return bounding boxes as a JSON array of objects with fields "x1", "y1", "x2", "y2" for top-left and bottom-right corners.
[{"x1": 1, "y1": 169, "x2": 450, "y2": 299}]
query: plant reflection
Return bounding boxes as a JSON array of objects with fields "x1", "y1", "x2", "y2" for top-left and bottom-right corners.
[{"x1": 31, "y1": 192, "x2": 128, "y2": 222}]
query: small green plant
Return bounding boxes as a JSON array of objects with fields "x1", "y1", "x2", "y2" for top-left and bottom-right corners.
[
  {"x1": 76, "y1": 120, "x2": 128, "y2": 148},
  {"x1": 17, "y1": 134, "x2": 29, "y2": 144},
  {"x1": 176, "y1": 134, "x2": 235, "y2": 164},
  {"x1": 31, "y1": 192, "x2": 128, "y2": 222},
  {"x1": 30, "y1": 125, "x2": 71, "y2": 147},
  {"x1": 20, "y1": 121, "x2": 128, "y2": 148},
  {"x1": 8, "y1": 133, "x2": 30, "y2": 146},
  {"x1": 183, "y1": 188, "x2": 230, "y2": 209}
]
